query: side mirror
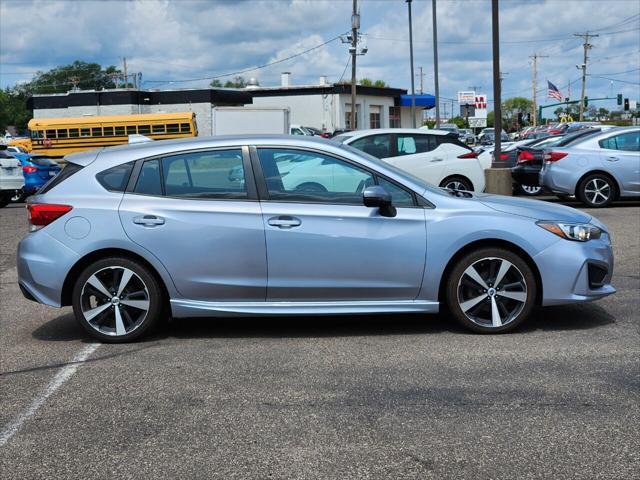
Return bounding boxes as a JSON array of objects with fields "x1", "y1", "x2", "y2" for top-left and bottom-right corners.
[{"x1": 363, "y1": 185, "x2": 396, "y2": 217}]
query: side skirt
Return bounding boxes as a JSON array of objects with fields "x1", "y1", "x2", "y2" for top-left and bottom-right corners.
[{"x1": 170, "y1": 299, "x2": 440, "y2": 318}]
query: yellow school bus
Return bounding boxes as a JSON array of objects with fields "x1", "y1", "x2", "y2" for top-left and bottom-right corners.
[{"x1": 10, "y1": 112, "x2": 198, "y2": 157}]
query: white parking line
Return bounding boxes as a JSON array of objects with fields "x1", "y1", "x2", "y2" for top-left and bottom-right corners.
[{"x1": 0, "y1": 343, "x2": 100, "y2": 447}]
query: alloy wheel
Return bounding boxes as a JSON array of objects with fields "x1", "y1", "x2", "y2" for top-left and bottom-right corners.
[
  {"x1": 444, "y1": 180, "x2": 470, "y2": 191},
  {"x1": 80, "y1": 266, "x2": 150, "y2": 337},
  {"x1": 521, "y1": 185, "x2": 542, "y2": 195},
  {"x1": 457, "y1": 257, "x2": 528, "y2": 328},
  {"x1": 584, "y1": 178, "x2": 611, "y2": 205}
]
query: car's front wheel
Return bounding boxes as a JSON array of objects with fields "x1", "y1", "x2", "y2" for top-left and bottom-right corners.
[
  {"x1": 72, "y1": 257, "x2": 164, "y2": 343},
  {"x1": 445, "y1": 248, "x2": 537, "y2": 333}
]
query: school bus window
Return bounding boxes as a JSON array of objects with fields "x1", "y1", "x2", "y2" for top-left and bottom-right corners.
[
  {"x1": 126, "y1": 126, "x2": 137, "y2": 135},
  {"x1": 69, "y1": 128, "x2": 79, "y2": 138},
  {"x1": 167, "y1": 124, "x2": 180, "y2": 133},
  {"x1": 104, "y1": 127, "x2": 114, "y2": 136},
  {"x1": 46, "y1": 129, "x2": 57, "y2": 138},
  {"x1": 57, "y1": 129, "x2": 68, "y2": 139},
  {"x1": 115, "y1": 126, "x2": 125, "y2": 136},
  {"x1": 152, "y1": 124, "x2": 165, "y2": 134},
  {"x1": 31, "y1": 130, "x2": 42, "y2": 139},
  {"x1": 138, "y1": 125, "x2": 151, "y2": 134},
  {"x1": 180, "y1": 123, "x2": 190, "y2": 133},
  {"x1": 92, "y1": 127, "x2": 102, "y2": 136},
  {"x1": 80, "y1": 128, "x2": 90, "y2": 137}
]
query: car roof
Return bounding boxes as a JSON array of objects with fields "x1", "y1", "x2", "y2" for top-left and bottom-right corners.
[{"x1": 338, "y1": 128, "x2": 453, "y2": 142}]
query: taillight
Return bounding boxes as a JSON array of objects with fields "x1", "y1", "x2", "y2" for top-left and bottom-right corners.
[
  {"x1": 457, "y1": 151, "x2": 479, "y2": 159},
  {"x1": 22, "y1": 166, "x2": 37, "y2": 174},
  {"x1": 497, "y1": 153, "x2": 509, "y2": 161},
  {"x1": 518, "y1": 150, "x2": 535, "y2": 163},
  {"x1": 27, "y1": 204, "x2": 73, "y2": 231},
  {"x1": 544, "y1": 151, "x2": 568, "y2": 162}
]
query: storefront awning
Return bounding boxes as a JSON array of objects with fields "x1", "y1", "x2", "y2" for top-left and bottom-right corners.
[{"x1": 399, "y1": 94, "x2": 436, "y2": 109}]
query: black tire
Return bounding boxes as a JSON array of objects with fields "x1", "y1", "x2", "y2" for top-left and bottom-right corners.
[
  {"x1": 576, "y1": 173, "x2": 616, "y2": 208},
  {"x1": 0, "y1": 192, "x2": 10, "y2": 208},
  {"x1": 445, "y1": 247, "x2": 537, "y2": 334},
  {"x1": 72, "y1": 256, "x2": 164, "y2": 343},
  {"x1": 517, "y1": 184, "x2": 543, "y2": 196},
  {"x1": 10, "y1": 189, "x2": 26, "y2": 203},
  {"x1": 440, "y1": 176, "x2": 474, "y2": 192}
]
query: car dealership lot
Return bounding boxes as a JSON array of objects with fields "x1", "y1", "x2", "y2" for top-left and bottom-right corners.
[{"x1": 1, "y1": 201, "x2": 638, "y2": 479}]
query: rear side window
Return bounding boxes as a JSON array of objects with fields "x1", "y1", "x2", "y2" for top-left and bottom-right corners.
[
  {"x1": 96, "y1": 162, "x2": 134, "y2": 192},
  {"x1": 39, "y1": 163, "x2": 84, "y2": 194},
  {"x1": 435, "y1": 136, "x2": 472, "y2": 151},
  {"x1": 599, "y1": 132, "x2": 639, "y2": 152}
]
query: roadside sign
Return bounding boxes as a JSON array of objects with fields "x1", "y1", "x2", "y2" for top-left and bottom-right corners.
[
  {"x1": 469, "y1": 117, "x2": 487, "y2": 128},
  {"x1": 474, "y1": 94, "x2": 488, "y2": 119},
  {"x1": 458, "y1": 91, "x2": 476, "y2": 105}
]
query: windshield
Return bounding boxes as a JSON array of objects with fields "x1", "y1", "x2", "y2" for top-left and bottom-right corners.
[{"x1": 338, "y1": 143, "x2": 449, "y2": 197}]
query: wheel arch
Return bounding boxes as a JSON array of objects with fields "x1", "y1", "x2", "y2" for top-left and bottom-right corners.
[
  {"x1": 61, "y1": 248, "x2": 171, "y2": 308},
  {"x1": 575, "y1": 170, "x2": 620, "y2": 199},
  {"x1": 437, "y1": 238, "x2": 543, "y2": 306}
]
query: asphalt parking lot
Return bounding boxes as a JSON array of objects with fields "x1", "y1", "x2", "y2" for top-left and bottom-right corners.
[{"x1": 1, "y1": 199, "x2": 638, "y2": 480}]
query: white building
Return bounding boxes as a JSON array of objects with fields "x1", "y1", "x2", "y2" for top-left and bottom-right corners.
[{"x1": 27, "y1": 73, "x2": 434, "y2": 135}]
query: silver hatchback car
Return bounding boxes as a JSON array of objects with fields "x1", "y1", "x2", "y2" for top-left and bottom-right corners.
[
  {"x1": 540, "y1": 127, "x2": 639, "y2": 207},
  {"x1": 18, "y1": 136, "x2": 615, "y2": 342}
]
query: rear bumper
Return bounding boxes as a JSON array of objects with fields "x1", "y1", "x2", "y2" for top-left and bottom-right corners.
[
  {"x1": 17, "y1": 230, "x2": 79, "y2": 307},
  {"x1": 512, "y1": 163, "x2": 542, "y2": 187},
  {"x1": 534, "y1": 234, "x2": 615, "y2": 306}
]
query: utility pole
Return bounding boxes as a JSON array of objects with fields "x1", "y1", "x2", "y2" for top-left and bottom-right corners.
[
  {"x1": 491, "y1": 0, "x2": 502, "y2": 166},
  {"x1": 122, "y1": 57, "x2": 128, "y2": 89},
  {"x1": 529, "y1": 53, "x2": 547, "y2": 127},
  {"x1": 350, "y1": 0, "x2": 358, "y2": 130},
  {"x1": 417, "y1": 66, "x2": 425, "y2": 95},
  {"x1": 407, "y1": 0, "x2": 416, "y2": 128},
  {"x1": 575, "y1": 31, "x2": 598, "y2": 121},
  {"x1": 432, "y1": 0, "x2": 440, "y2": 128}
]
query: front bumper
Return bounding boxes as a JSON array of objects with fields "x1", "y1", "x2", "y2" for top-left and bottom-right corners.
[
  {"x1": 17, "y1": 230, "x2": 80, "y2": 307},
  {"x1": 534, "y1": 233, "x2": 615, "y2": 306}
]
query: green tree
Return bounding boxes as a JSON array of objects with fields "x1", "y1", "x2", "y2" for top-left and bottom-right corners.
[
  {"x1": 358, "y1": 78, "x2": 388, "y2": 88},
  {"x1": 223, "y1": 76, "x2": 247, "y2": 88},
  {"x1": 502, "y1": 97, "x2": 533, "y2": 131},
  {"x1": 487, "y1": 111, "x2": 494, "y2": 128},
  {"x1": 209, "y1": 79, "x2": 223, "y2": 87},
  {"x1": 450, "y1": 116, "x2": 467, "y2": 129},
  {"x1": 20, "y1": 61, "x2": 122, "y2": 95},
  {"x1": 373, "y1": 80, "x2": 388, "y2": 88},
  {"x1": 0, "y1": 88, "x2": 31, "y2": 132},
  {"x1": 359, "y1": 78, "x2": 373, "y2": 86}
]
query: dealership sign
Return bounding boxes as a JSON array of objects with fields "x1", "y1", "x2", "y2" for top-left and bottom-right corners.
[
  {"x1": 469, "y1": 117, "x2": 487, "y2": 128},
  {"x1": 457, "y1": 91, "x2": 476, "y2": 105},
  {"x1": 474, "y1": 94, "x2": 488, "y2": 119}
]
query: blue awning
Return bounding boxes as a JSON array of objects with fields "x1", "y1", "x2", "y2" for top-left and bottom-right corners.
[{"x1": 399, "y1": 94, "x2": 435, "y2": 109}]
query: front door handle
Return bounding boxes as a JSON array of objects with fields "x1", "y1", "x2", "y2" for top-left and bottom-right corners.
[
  {"x1": 430, "y1": 158, "x2": 444, "y2": 162},
  {"x1": 133, "y1": 215, "x2": 165, "y2": 226},
  {"x1": 605, "y1": 156, "x2": 619, "y2": 162},
  {"x1": 268, "y1": 215, "x2": 301, "y2": 229}
]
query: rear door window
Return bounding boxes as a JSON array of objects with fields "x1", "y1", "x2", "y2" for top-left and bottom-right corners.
[
  {"x1": 396, "y1": 134, "x2": 436, "y2": 156},
  {"x1": 348, "y1": 134, "x2": 392, "y2": 159},
  {"x1": 599, "y1": 131, "x2": 640, "y2": 152}
]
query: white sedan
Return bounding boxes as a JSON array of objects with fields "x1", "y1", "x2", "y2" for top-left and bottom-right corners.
[{"x1": 335, "y1": 129, "x2": 486, "y2": 192}]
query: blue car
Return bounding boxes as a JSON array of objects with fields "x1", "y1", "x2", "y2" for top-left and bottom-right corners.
[
  {"x1": 17, "y1": 135, "x2": 615, "y2": 342},
  {"x1": 12, "y1": 153, "x2": 61, "y2": 200}
]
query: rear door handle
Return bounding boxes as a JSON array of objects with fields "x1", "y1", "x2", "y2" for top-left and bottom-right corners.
[
  {"x1": 430, "y1": 158, "x2": 444, "y2": 162},
  {"x1": 133, "y1": 215, "x2": 165, "y2": 226},
  {"x1": 268, "y1": 215, "x2": 301, "y2": 229},
  {"x1": 605, "y1": 156, "x2": 619, "y2": 162}
]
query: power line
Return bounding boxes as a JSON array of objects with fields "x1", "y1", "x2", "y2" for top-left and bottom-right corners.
[
  {"x1": 588, "y1": 76, "x2": 640, "y2": 85},
  {"x1": 145, "y1": 33, "x2": 346, "y2": 85},
  {"x1": 588, "y1": 67, "x2": 640, "y2": 76}
]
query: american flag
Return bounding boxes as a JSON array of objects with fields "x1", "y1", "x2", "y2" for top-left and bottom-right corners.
[{"x1": 547, "y1": 81, "x2": 563, "y2": 101}]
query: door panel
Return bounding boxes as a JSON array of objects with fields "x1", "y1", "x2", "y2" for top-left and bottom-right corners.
[
  {"x1": 261, "y1": 203, "x2": 427, "y2": 301},
  {"x1": 120, "y1": 195, "x2": 267, "y2": 301}
]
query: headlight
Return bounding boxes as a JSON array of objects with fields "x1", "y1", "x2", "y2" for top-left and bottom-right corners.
[{"x1": 537, "y1": 221, "x2": 602, "y2": 242}]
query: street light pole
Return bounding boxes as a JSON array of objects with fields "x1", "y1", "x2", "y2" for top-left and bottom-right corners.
[
  {"x1": 432, "y1": 0, "x2": 440, "y2": 128},
  {"x1": 491, "y1": 0, "x2": 502, "y2": 167},
  {"x1": 407, "y1": 0, "x2": 416, "y2": 128}
]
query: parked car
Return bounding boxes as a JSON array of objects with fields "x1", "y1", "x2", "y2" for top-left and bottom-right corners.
[
  {"x1": 335, "y1": 128, "x2": 485, "y2": 191},
  {"x1": 11, "y1": 153, "x2": 61, "y2": 202},
  {"x1": 438, "y1": 124, "x2": 460, "y2": 138},
  {"x1": 303, "y1": 126, "x2": 330, "y2": 138},
  {"x1": 511, "y1": 129, "x2": 605, "y2": 195},
  {"x1": 17, "y1": 135, "x2": 615, "y2": 342},
  {"x1": 459, "y1": 129, "x2": 476, "y2": 145},
  {"x1": 290, "y1": 125, "x2": 314, "y2": 136},
  {"x1": 478, "y1": 129, "x2": 509, "y2": 145},
  {"x1": 540, "y1": 127, "x2": 639, "y2": 207},
  {"x1": 0, "y1": 150, "x2": 24, "y2": 207}
]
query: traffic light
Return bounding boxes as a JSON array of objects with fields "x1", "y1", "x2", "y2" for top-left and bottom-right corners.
[
  {"x1": 617, "y1": 94, "x2": 623, "y2": 105},
  {"x1": 624, "y1": 98, "x2": 630, "y2": 111},
  {"x1": 584, "y1": 96, "x2": 588, "y2": 107}
]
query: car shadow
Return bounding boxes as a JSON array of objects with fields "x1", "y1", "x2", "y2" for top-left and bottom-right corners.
[{"x1": 32, "y1": 303, "x2": 615, "y2": 343}]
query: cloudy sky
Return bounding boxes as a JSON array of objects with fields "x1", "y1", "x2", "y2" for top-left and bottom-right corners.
[{"x1": 1, "y1": 0, "x2": 638, "y2": 113}]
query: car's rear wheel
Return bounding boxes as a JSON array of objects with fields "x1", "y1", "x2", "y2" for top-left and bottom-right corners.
[
  {"x1": 517, "y1": 184, "x2": 542, "y2": 196},
  {"x1": 440, "y1": 176, "x2": 473, "y2": 191},
  {"x1": 72, "y1": 257, "x2": 163, "y2": 343},
  {"x1": 10, "y1": 189, "x2": 26, "y2": 203},
  {"x1": 445, "y1": 248, "x2": 536, "y2": 333},
  {"x1": 577, "y1": 173, "x2": 616, "y2": 208}
]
